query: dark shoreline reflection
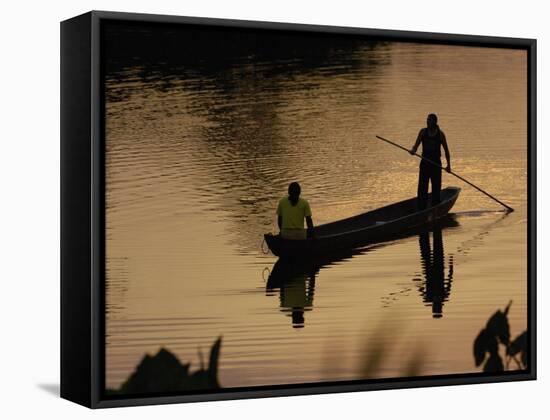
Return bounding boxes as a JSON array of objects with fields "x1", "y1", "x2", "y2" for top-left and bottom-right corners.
[
  {"x1": 104, "y1": 22, "x2": 393, "y2": 255},
  {"x1": 103, "y1": 21, "x2": 387, "y2": 77}
]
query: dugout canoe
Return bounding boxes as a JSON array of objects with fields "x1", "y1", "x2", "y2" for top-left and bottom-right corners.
[{"x1": 264, "y1": 187, "x2": 460, "y2": 258}]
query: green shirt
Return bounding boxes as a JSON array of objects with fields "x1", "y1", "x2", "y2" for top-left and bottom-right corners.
[{"x1": 276, "y1": 197, "x2": 312, "y2": 229}]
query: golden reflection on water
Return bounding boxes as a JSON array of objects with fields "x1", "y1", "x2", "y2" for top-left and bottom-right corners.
[{"x1": 105, "y1": 38, "x2": 527, "y2": 389}]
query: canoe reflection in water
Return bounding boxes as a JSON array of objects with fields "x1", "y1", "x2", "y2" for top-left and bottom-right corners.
[
  {"x1": 415, "y1": 225, "x2": 454, "y2": 318},
  {"x1": 266, "y1": 216, "x2": 459, "y2": 327}
]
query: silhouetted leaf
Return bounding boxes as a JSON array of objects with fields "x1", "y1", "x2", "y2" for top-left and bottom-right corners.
[
  {"x1": 474, "y1": 303, "x2": 527, "y2": 372},
  {"x1": 507, "y1": 330, "x2": 527, "y2": 357},
  {"x1": 474, "y1": 329, "x2": 487, "y2": 366},
  {"x1": 486, "y1": 309, "x2": 510, "y2": 345},
  {"x1": 483, "y1": 354, "x2": 504, "y2": 373},
  {"x1": 488, "y1": 332, "x2": 499, "y2": 356},
  {"x1": 473, "y1": 329, "x2": 498, "y2": 366},
  {"x1": 521, "y1": 348, "x2": 528, "y2": 368},
  {"x1": 503, "y1": 300, "x2": 513, "y2": 316},
  {"x1": 507, "y1": 330, "x2": 528, "y2": 369},
  {"x1": 208, "y1": 336, "x2": 222, "y2": 385},
  {"x1": 118, "y1": 348, "x2": 190, "y2": 394},
  {"x1": 116, "y1": 337, "x2": 222, "y2": 395}
]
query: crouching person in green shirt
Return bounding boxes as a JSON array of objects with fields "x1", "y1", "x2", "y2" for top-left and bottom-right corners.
[{"x1": 277, "y1": 182, "x2": 315, "y2": 240}]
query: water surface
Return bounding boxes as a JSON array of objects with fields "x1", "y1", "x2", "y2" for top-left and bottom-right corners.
[{"x1": 105, "y1": 33, "x2": 528, "y2": 389}]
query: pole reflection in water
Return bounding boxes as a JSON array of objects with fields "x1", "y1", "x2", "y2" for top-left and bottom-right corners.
[{"x1": 415, "y1": 225, "x2": 454, "y2": 318}]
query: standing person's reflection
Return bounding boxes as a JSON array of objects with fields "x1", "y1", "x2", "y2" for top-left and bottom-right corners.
[
  {"x1": 417, "y1": 226, "x2": 454, "y2": 318},
  {"x1": 267, "y1": 260, "x2": 316, "y2": 328}
]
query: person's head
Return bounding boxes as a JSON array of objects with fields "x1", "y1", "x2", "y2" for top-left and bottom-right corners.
[
  {"x1": 288, "y1": 182, "x2": 301, "y2": 205},
  {"x1": 427, "y1": 113, "x2": 438, "y2": 129}
]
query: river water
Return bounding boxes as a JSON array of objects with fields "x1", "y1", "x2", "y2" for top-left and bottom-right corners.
[{"x1": 104, "y1": 26, "x2": 528, "y2": 390}]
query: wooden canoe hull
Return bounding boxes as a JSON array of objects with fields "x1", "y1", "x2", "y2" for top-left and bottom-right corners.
[{"x1": 264, "y1": 187, "x2": 460, "y2": 258}]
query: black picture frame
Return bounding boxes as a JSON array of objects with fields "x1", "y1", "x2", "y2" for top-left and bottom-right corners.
[{"x1": 60, "y1": 10, "x2": 536, "y2": 409}]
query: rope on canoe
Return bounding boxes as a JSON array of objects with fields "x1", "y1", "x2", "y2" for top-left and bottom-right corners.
[{"x1": 262, "y1": 267, "x2": 271, "y2": 282}]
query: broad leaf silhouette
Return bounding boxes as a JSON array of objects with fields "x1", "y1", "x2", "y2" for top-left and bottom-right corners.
[
  {"x1": 508, "y1": 330, "x2": 528, "y2": 369},
  {"x1": 473, "y1": 328, "x2": 498, "y2": 366},
  {"x1": 485, "y1": 308, "x2": 510, "y2": 345},
  {"x1": 473, "y1": 302, "x2": 527, "y2": 372}
]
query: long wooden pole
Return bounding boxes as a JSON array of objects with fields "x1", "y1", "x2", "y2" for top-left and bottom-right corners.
[{"x1": 375, "y1": 135, "x2": 514, "y2": 213}]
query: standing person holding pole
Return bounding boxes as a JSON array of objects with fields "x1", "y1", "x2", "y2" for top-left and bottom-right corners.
[
  {"x1": 409, "y1": 113, "x2": 451, "y2": 210},
  {"x1": 374, "y1": 134, "x2": 513, "y2": 213}
]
